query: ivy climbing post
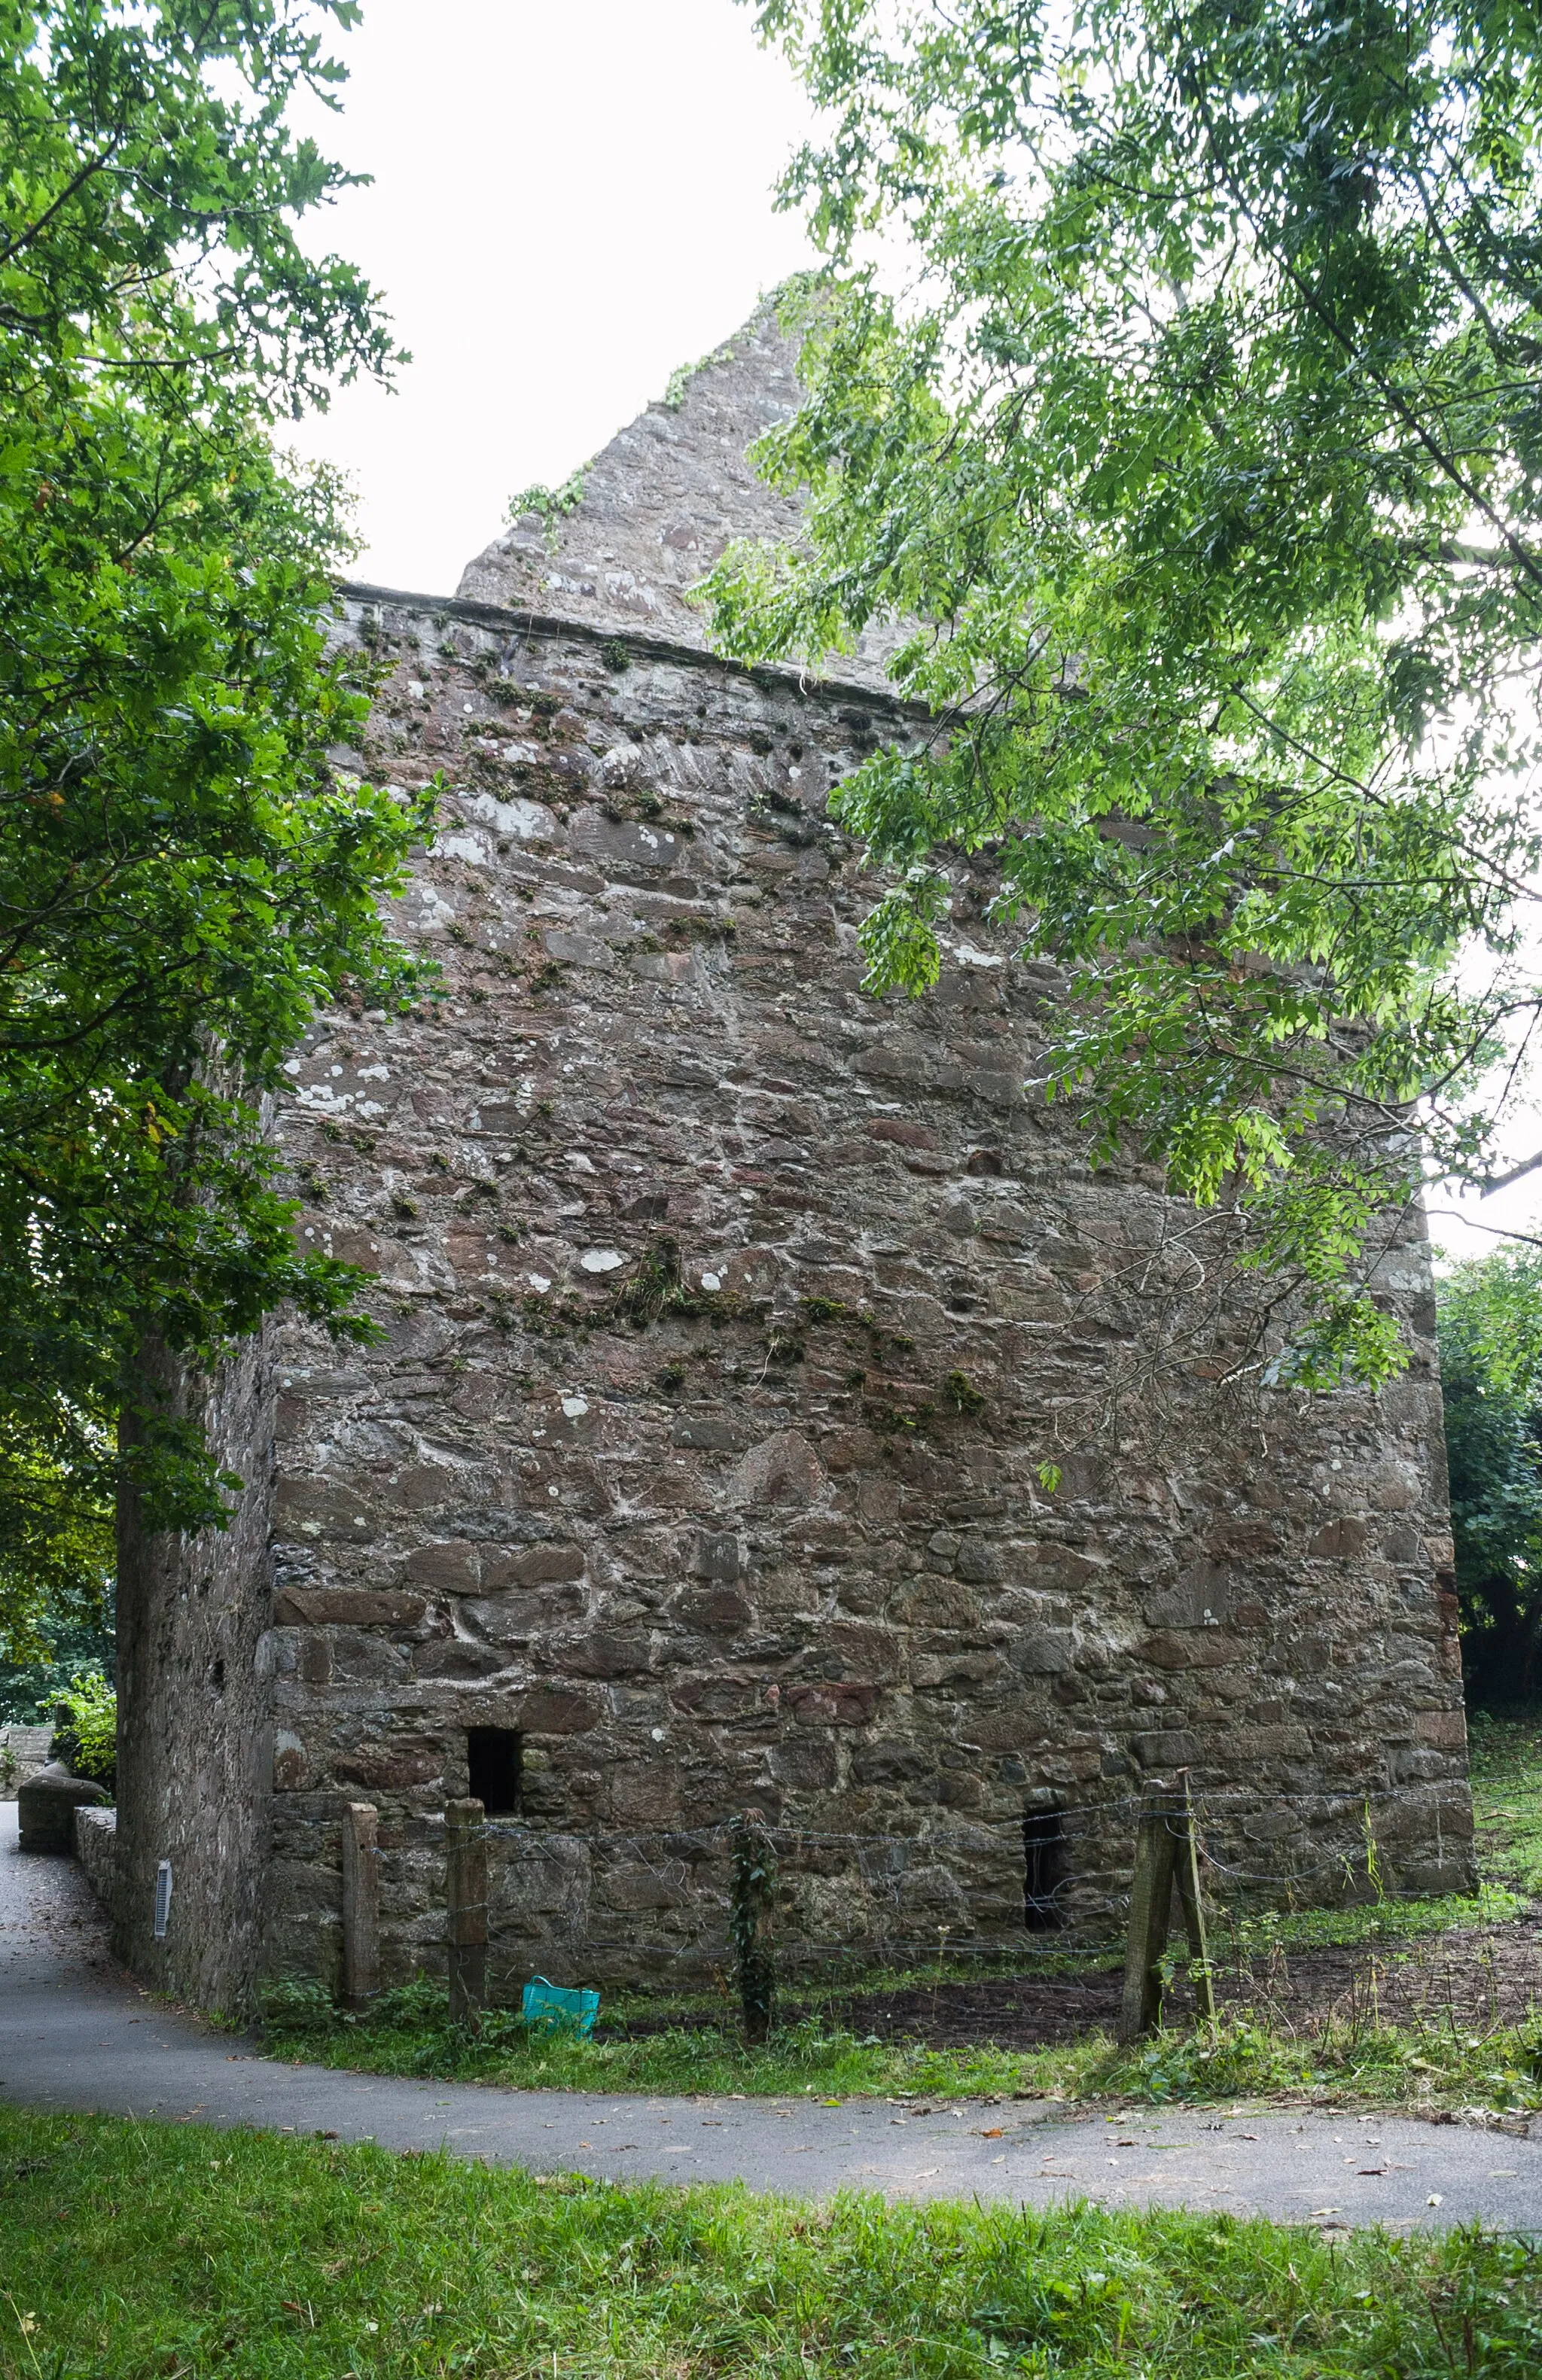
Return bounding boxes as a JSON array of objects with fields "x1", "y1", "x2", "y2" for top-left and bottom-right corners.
[{"x1": 728, "y1": 1808, "x2": 777, "y2": 2046}]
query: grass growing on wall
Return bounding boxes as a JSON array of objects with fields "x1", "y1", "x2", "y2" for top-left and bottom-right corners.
[{"x1": 2, "y1": 2107, "x2": 1540, "y2": 2380}]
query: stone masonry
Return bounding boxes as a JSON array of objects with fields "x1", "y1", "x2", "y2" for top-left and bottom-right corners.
[{"x1": 112, "y1": 313, "x2": 1474, "y2": 2015}]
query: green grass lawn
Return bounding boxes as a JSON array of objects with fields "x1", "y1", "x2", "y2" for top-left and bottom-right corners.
[
  {"x1": 1471, "y1": 1715, "x2": 1542, "y2": 1897},
  {"x1": 2, "y1": 2107, "x2": 1539, "y2": 2379},
  {"x1": 264, "y1": 1973, "x2": 1542, "y2": 2116}
]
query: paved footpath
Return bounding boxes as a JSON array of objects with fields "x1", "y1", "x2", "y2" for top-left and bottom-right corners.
[{"x1": 3, "y1": 1806, "x2": 1540, "y2": 2229}]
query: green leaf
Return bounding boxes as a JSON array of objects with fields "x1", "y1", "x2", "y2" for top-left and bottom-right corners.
[{"x1": 710, "y1": 0, "x2": 1542, "y2": 1386}]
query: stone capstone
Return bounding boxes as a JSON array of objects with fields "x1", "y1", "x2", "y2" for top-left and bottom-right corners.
[{"x1": 18, "y1": 1761, "x2": 110, "y2": 1853}]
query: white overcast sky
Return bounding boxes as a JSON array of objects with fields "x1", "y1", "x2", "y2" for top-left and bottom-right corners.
[
  {"x1": 284, "y1": 0, "x2": 816, "y2": 596},
  {"x1": 282, "y1": 0, "x2": 1540, "y2": 1262}
]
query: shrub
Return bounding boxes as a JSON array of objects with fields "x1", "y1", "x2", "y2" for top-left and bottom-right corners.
[{"x1": 51, "y1": 1670, "x2": 117, "y2": 1793}]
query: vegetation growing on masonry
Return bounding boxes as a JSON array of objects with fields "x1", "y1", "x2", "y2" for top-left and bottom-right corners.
[
  {"x1": 491, "y1": 1240, "x2": 998, "y2": 1438},
  {"x1": 658, "y1": 324, "x2": 748, "y2": 411},
  {"x1": 729, "y1": 1809, "x2": 779, "y2": 2046},
  {"x1": 507, "y1": 467, "x2": 589, "y2": 532}
]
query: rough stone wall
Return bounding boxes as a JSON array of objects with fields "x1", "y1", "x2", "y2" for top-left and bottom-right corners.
[
  {"x1": 456, "y1": 302, "x2": 901, "y2": 690},
  {"x1": 0, "y1": 1725, "x2": 51, "y2": 1797},
  {"x1": 258, "y1": 579, "x2": 1473, "y2": 1998},
  {"x1": 74, "y1": 1803, "x2": 117, "y2": 1907},
  {"x1": 114, "y1": 1335, "x2": 275, "y2": 2014}
]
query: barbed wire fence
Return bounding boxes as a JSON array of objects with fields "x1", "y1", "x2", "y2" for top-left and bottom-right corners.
[{"x1": 335, "y1": 1769, "x2": 1496, "y2": 2046}]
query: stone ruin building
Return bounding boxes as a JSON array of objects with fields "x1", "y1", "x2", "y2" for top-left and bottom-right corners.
[{"x1": 111, "y1": 309, "x2": 1475, "y2": 2016}]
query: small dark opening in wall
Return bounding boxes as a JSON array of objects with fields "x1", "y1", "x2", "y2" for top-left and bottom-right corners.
[
  {"x1": 467, "y1": 1727, "x2": 523, "y2": 1815},
  {"x1": 1024, "y1": 1806, "x2": 1065, "y2": 1930}
]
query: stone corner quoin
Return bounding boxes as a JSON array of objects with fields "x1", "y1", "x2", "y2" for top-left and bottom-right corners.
[{"x1": 108, "y1": 316, "x2": 1474, "y2": 2016}]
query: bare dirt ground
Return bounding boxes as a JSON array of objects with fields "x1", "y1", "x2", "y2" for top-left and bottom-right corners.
[
  {"x1": 1221, "y1": 1916, "x2": 1542, "y2": 2038},
  {"x1": 670, "y1": 1917, "x2": 1542, "y2": 2051}
]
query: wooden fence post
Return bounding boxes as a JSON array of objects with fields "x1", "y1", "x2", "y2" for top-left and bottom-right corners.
[
  {"x1": 341, "y1": 1801, "x2": 380, "y2": 2010},
  {"x1": 1120, "y1": 1778, "x2": 1218, "y2": 2041},
  {"x1": 446, "y1": 1795, "x2": 487, "y2": 2024},
  {"x1": 1173, "y1": 1769, "x2": 1217, "y2": 2032},
  {"x1": 728, "y1": 1809, "x2": 777, "y2": 2046},
  {"x1": 1118, "y1": 1786, "x2": 1180, "y2": 2041}
]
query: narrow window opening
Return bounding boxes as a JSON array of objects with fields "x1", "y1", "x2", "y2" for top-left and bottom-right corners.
[
  {"x1": 1024, "y1": 1806, "x2": 1065, "y2": 1930},
  {"x1": 467, "y1": 1727, "x2": 523, "y2": 1815}
]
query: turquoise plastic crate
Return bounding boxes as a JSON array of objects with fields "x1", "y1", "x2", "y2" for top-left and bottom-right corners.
[{"x1": 522, "y1": 1974, "x2": 600, "y2": 2038}]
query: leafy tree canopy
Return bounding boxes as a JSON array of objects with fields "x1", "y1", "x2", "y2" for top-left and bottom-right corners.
[
  {"x1": 1437, "y1": 1249, "x2": 1542, "y2": 1703},
  {"x1": 0, "y1": 1569, "x2": 113, "y2": 1720},
  {"x1": 50, "y1": 1666, "x2": 117, "y2": 1787},
  {"x1": 0, "y1": 2, "x2": 434, "y2": 1659},
  {"x1": 712, "y1": 0, "x2": 1542, "y2": 1385}
]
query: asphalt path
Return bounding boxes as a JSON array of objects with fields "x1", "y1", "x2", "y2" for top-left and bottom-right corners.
[{"x1": 2, "y1": 1803, "x2": 1539, "y2": 2229}]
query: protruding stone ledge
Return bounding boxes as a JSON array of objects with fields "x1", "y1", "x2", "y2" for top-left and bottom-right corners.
[{"x1": 334, "y1": 581, "x2": 934, "y2": 722}]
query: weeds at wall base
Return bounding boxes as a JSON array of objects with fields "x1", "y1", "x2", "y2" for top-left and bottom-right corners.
[
  {"x1": 260, "y1": 1977, "x2": 1542, "y2": 2118},
  {"x1": 258, "y1": 1725, "x2": 1542, "y2": 2114}
]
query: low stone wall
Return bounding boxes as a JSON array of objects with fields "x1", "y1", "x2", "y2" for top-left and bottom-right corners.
[
  {"x1": 0, "y1": 1726, "x2": 51, "y2": 1800},
  {"x1": 74, "y1": 1804, "x2": 117, "y2": 1910}
]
